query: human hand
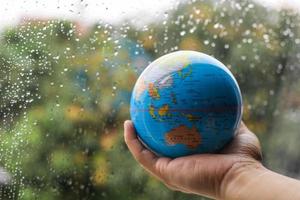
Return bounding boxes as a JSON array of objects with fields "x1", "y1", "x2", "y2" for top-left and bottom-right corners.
[{"x1": 124, "y1": 120, "x2": 264, "y2": 199}]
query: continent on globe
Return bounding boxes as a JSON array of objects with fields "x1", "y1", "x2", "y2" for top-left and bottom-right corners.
[
  {"x1": 149, "y1": 105, "x2": 156, "y2": 119},
  {"x1": 158, "y1": 104, "x2": 169, "y2": 116},
  {"x1": 148, "y1": 104, "x2": 170, "y2": 119},
  {"x1": 148, "y1": 83, "x2": 160, "y2": 99},
  {"x1": 134, "y1": 78, "x2": 147, "y2": 101},
  {"x1": 165, "y1": 125, "x2": 201, "y2": 149},
  {"x1": 178, "y1": 64, "x2": 192, "y2": 79}
]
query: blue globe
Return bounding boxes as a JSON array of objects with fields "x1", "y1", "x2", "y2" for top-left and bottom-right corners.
[{"x1": 130, "y1": 51, "x2": 242, "y2": 158}]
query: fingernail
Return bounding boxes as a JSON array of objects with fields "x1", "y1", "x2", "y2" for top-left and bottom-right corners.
[{"x1": 124, "y1": 120, "x2": 130, "y2": 130}]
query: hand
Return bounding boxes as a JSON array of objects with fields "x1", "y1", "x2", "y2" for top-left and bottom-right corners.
[{"x1": 124, "y1": 120, "x2": 264, "y2": 199}]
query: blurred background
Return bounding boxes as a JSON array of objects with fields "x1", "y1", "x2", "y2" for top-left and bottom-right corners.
[{"x1": 0, "y1": 0, "x2": 300, "y2": 199}]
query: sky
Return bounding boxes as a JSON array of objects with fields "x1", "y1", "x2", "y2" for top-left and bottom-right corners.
[{"x1": 1, "y1": 0, "x2": 300, "y2": 31}]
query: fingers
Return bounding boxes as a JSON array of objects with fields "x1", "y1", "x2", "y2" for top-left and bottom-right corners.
[
  {"x1": 124, "y1": 120, "x2": 157, "y2": 166},
  {"x1": 237, "y1": 122, "x2": 262, "y2": 156},
  {"x1": 221, "y1": 121, "x2": 262, "y2": 161},
  {"x1": 124, "y1": 120, "x2": 175, "y2": 185}
]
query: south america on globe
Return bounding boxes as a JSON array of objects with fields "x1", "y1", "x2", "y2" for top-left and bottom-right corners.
[{"x1": 130, "y1": 51, "x2": 242, "y2": 158}]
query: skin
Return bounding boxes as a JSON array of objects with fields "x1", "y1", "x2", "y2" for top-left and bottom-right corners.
[{"x1": 124, "y1": 120, "x2": 300, "y2": 200}]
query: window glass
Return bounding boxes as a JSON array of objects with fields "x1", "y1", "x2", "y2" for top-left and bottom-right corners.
[{"x1": 0, "y1": 0, "x2": 300, "y2": 199}]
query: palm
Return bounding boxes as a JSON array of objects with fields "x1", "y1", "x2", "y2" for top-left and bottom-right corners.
[{"x1": 124, "y1": 121, "x2": 262, "y2": 199}]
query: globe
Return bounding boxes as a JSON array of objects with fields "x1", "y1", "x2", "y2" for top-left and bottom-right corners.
[{"x1": 130, "y1": 51, "x2": 242, "y2": 158}]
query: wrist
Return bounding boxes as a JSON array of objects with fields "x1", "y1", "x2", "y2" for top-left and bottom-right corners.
[{"x1": 220, "y1": 159, "x2": 268, "y2": 200}]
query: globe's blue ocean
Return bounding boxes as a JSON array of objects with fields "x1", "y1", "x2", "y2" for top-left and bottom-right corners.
[{"x1": 130, "y1": 51, "x2": 242, "y2": 158}]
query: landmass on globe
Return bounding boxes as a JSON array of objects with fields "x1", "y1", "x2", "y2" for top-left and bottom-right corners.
[
  {"x1": 165, "y1": 125, "x2": 201, "y2": 149},
  {"x1": 148, "y1": 83, "x2": 160, "y2": 99}
]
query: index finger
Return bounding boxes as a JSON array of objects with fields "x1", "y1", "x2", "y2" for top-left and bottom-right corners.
[{"x1": 123, "y1": 120, "x2": 171, "y2": 178}]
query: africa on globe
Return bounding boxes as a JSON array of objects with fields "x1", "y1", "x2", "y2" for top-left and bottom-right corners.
[{"x1": 130, "y1": 51, "x2": 242, "y2": 158}]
